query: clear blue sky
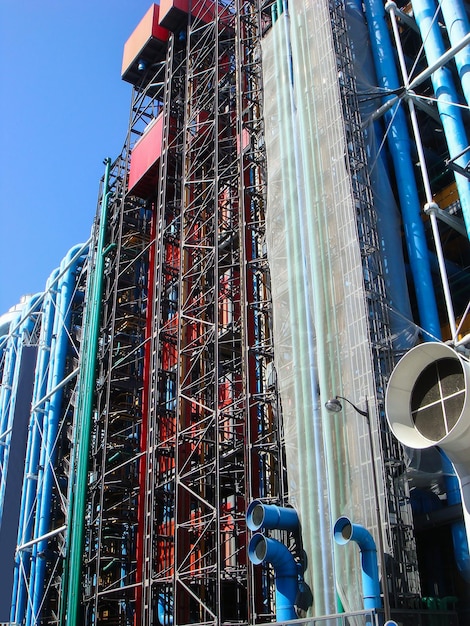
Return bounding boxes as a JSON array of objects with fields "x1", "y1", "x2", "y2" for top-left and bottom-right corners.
[{"x1": 0, "y1": 0, "x2": 151, "y2": 313}]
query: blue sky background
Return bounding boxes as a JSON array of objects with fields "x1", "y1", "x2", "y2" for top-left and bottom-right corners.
[{"x1": 0, "y1": 0, "x2": 151, "y2": 312}]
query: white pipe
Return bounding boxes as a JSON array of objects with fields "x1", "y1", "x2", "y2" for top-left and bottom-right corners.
[
  {"x1": 408, "y1": 32, "x2": 470, "y2": 92},
  {"x1": 16, "y1": 525, "x2": 67, "y2": 553},
  {"x1": 370, "y1": 28, "x2": 470, "y2": 125},
  {"x1": 30, "y1": 367, "x2": 79, "y2": 413}
]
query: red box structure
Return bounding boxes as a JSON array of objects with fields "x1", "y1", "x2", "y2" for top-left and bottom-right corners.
[
  {"x1": 159, "y1": 0, "x2": 231, "y2": 31},
  {"x1": 128, "y1": 114, "x2": 165, "y2": 198},
  {"x1": 122, "y1": 4, "x2": 170, "y2": 85}
]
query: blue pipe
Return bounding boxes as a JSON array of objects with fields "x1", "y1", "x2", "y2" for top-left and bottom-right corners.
[
  {"x1": 439, "y1": 451, "x2": 470, "y2": 582},
  {"x1": 363, "y1": 0, "x2": 440, "y2": 339},
  {"x1": 11, "y1": 269, "x2": 60, "y2": 624},
  {"x1": 334, "y1": 517, "x2": 382, "y2": 612},
  {"x1": 246, "y1": 500, "x2": 299, "y2": 532},
  {"x1": 346, "y1": 0, "x2": 417, "y2": 351},
  {"x1": 26, "y1": 245, "x2": 85, "y2": 626},
  {"x1": 0, "y1": 312, "x2": 22, "y2": 480},
  {"x1": 249, "y1": 533, "x2": 299, "y2": 621},
  {"x1": 439, "y1": 0, "x2": 470, "y2": 108},
  {"x1": 0, "y1": 295, "x2": 41, "y2": 522},
  {"x1": 411, "y1": 0, "x2": 470, "y2": 239}
]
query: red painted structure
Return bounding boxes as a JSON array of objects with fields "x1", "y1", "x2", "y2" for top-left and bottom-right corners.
[
  {"x1": 122, "y1": 4, "x2": 170, "y2": 85},
  {"x1": 159, "y1": 0, "x2": 233, "y2": 31}
]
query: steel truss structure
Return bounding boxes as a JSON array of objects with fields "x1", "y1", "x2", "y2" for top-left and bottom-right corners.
[
  {"x1": 78, "y1": 1, "x2": 285, "y2": 625},
  {"x1": 81, "y1": 156, "x2": 151, "y2": 623},
  {"x1": 4, "y1": 1, "x2": 470, "y2": 624},
  {"x1": 141, "y1": 1, "x2": 285, "y2": 624}
]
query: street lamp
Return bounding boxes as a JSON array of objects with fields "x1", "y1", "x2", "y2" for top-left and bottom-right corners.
[{"x1": 325, "y1": 395, "x2": 391, "y2": 624}]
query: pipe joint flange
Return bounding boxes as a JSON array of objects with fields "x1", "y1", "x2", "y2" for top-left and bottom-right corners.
[{"x1": 424, "y1": 201, "x2": 440, "y2": 215}]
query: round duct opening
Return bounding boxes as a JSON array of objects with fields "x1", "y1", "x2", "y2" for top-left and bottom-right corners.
[
  {"x1": 246, "y1": 500, "x2": 265, "y2": 531},
  {"x1": 248, "y1": 533, "x2": 267, "y2": 565},
  {"x1": 386, "y1": 342, "x2": 470, "y2": 465},
  {"x1": 411, "y1": 357, "x2": 465, "y2": 442},
  {"x1": 334, "y1": 516, "x2": 353, "y2": 545}
]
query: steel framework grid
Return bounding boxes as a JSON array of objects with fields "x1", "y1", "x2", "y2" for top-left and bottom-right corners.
[
  {"x1": 141, "y1": 1, "x2": 286, "y2": 625},
  {"x1": 81, "y1": 151, "x2": 152, "y2": 625}
]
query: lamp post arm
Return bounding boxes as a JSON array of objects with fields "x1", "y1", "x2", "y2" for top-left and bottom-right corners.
[{"x1": 336, "y1": 395, "x2": 369, "y2": 419}]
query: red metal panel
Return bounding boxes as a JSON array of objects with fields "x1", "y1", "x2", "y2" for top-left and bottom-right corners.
[
  {"x1": 159, "y1": 0, "x2": 232, "y2": 31},
  {"x1": 121, "y1": 4, "x2": 170, "y2": 85},
  {"x1": 128, "y1": 114, "x2": 164, "y2": 199}
]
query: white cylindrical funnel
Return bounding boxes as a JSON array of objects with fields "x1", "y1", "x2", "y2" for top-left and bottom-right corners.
[{"x1": 385, "y1": 342, "x2": 470, "y2": 547}]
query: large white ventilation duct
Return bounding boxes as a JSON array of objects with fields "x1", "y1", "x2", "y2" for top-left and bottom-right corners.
[{"x1": 385, "y1": 342, "x2": 470, "y2": 549}]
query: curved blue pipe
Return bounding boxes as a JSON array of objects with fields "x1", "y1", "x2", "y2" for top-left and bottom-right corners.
[
  {"x1": 363, "y1": 0, "x2": 440, "y2": 339},
  {"x1": 334, "y1": 517, "x2": 382, "y2": 611},
  {"x1": 246, "y1": 500, "x2": 299, "y2": 532},
  {"x1": 411, "y1": 0, "x2": 470, "y2": 239},
  {"x1": 249, "y1": 533, "x2": 299, "y2": 621},
  {"x1": 11, "y1": 270, "x2": 60, "y2": 624},
  {"x1": 439, "y1": 0, "x2": 470, "y2": 108}
]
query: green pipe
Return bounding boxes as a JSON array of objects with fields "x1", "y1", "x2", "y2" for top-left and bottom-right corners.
[
  {"x1": 270, "y1": 14, "x2": 327, "y2": 612},
  {"x1": 280, "y1": 9, "x2": 334, "y2": 612},
  {"x1": 290, "y1": 0, "x2": 347, "y2": 531},
  {"x1": 61, "y1": 158, "x2": 111, "y2": 625},
  {"x1": 289, "y1": 0, "x2": 354, "y2": 606}
]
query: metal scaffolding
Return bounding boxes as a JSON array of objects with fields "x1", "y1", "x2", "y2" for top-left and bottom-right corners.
[
  {"x1": 140, "y1": 1, "x2": 284, "y2": 623},
  {"x1": 81, "y1": 154, "x2": 151, "y2": 624},
  {"x1": 76, "y1": 2, "x2": 285, "y2": 625}
]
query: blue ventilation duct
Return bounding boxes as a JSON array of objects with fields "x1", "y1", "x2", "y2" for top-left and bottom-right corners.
[
  {"x1": 246, "y1": 501, "x2": 306, "y2": 619},
  {"x1": 346, "y1": 0, "x2": 417, "y2": 351},
  {"x1": 362, "y1": 0, "x2": 440, "y2": 339},
  {"x1": 411, "y1": 0, "x2": 470, "y2": 239},
  {"x1": 246, "y1": 500, "x2": 300, "y2": 532},
  {"x1": 439, "y1": 451, "x2": 470, "y2": 582},
  {"x1": 249, "y1": 533, "x2": 299, "y2": 621},
  {"x1": 10, "y1": 269, "x2": 59, "y2": 625},
  {"x1": 439, "y1": 0, "x2": 470, "y2": 108},
  {"x1": 334, "y1": 517, "x2": 382, "y2": 612}
]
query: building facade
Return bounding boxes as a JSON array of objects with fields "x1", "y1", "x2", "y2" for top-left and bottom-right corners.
[{"x1": 1, "y1": 0, "x2": 470, "y2": 624}]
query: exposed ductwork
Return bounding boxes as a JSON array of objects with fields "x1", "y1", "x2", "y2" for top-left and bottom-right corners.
[
  {"x1": 249, "y1": 533, "x2": 300, "y2": 621},
  {"x1": 246, "y1": 500, "x2": 300, "y2": 532},
  {"x1": 247, "y1": 501, "x2": 306, "y2": 620},
  {"x1": 385, "y1": 342, "x2": 470, "y2": 557},
  {"x1": 333, "y1": 517, "x2": 382, "y2": 613}
]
